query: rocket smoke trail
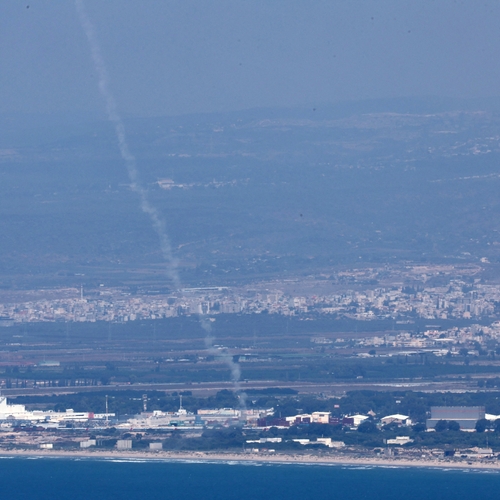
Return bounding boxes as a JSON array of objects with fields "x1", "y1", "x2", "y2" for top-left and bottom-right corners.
[
  {"x1": 200, "y1": 317, "x2": 247, "y2": 413},
  {"x1": 75, "y1": 0, "x2": 247, "y2": 412},
  {"x1": 75, "y1": 0, "x2": 180, "y2": 289}
]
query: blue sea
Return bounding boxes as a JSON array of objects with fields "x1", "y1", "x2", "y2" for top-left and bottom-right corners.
[{"x1": 2, "y1": 457, "x2": 500, "y2": 499}]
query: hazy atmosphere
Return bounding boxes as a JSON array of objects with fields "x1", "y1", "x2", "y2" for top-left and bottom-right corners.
[
  {"x1": 3, "y1": 1, "x2": 500, "y2": 493},
  {"x1": 1, "y1": 0, "x2": 500, "y2": 117}
]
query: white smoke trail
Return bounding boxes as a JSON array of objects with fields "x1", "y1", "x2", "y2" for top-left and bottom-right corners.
[
  {"x1": 75, "y1": 0, "x2": 247, "y2": 411},
  {"x1": 75, "y1": 0, "x2": 180, "y2": 289},
  {"x1": 200, "y1": 317, "x2": 247, "y2": 413}
]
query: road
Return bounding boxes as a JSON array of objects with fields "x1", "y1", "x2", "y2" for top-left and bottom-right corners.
[{"x1": 2, "y1": 379, "x2": 481, "y2": 397}]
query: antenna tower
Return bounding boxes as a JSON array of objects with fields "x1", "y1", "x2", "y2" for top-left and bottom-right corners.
[{"x1": 105, "y1": 395, "x2": 109, "y2": 427}]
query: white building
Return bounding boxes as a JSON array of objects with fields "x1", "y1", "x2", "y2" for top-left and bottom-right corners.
[
  {"x1": 485, "y1": 413, "x2": 500, "y2": 422},
  {"x1": 315, "y1": 438, "x2": 345, "y2": 448},
  {"x1": 386, "y1": 436, "x2": 413, "y2": 445},
  {"x1": 348, "y1": 414, "x2": 369, "y2": 427},
  {"x1": 80, "y1": 439, "x2": 96, "y2": 448},
  {"x1": 311, "y1": 412, "x2": 331, "y2": 424},
  {"x1": 284, "y1": 412, "x2": 331, "y2": 425},
  {"x1": 0, "y1": 396, "x2": 32, "y2": 420},
  {"x1": 380, "y1": 414, "x2": 412, "y2": 426},
  {"x1": 0, "y1": 396, "x2": 113, "y2": 424},
  {"x1": 116, "y1": 439, "x2": 132, "y2": 450}
]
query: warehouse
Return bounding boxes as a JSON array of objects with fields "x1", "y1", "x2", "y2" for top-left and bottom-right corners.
[{"x1": 426, "y1": 406, "x2": 484, "y2": 431}]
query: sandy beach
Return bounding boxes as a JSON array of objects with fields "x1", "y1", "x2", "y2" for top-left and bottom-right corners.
[{"x1": 0, "y1": 448, "x2": 499, "y2": 471}]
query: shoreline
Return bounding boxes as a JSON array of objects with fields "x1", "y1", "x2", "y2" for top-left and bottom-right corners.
[{"x1": 1, "y1": 449, "x2": 499, "y2": 471}]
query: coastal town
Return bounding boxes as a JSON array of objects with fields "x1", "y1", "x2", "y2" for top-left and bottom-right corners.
[
  {"x1": 1, "y1": 265, "x2": 499, "y2": 324},
  {"x1": 1, "y1": 264, "x2": 500, "y2": 459},
  {"x1": 0, "y1": 391, "x2": 499, "y2": 467},
  {"x1": 3, "y1": 264, "x2": 500, "y2": 358}
]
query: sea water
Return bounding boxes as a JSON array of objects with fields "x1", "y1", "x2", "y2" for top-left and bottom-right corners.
[{"x1": 1, "y1": 457, "x2": 500, "y2": 499}]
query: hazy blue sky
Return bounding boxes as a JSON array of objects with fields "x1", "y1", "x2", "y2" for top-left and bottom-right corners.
[{"x1": 1, "y1": 0, "x2": 500, "y2": 117}]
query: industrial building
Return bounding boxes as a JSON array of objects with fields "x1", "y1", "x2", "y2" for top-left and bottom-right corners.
[
  {"x1": 0, "y1": 396, "x2": 114, "y2": 425},
  {"x1": 426, "y1": 406, "x2": 485, "y2": 431},
  {"x1": 116, "y1": 439, "x2": 132, "y2": 450}
]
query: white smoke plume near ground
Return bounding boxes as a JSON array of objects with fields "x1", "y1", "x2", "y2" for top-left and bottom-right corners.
[
  {"x1": 75, "y1": 0, "x2": 247, "y2": 412},
  {"x1": 200, "y1": 317, "x2": 248, "y2": 413}
]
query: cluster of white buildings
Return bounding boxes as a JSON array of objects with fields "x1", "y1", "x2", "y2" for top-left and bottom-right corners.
[
  {"x1": 299, "y1": 280, "x2": 498, "y2": 321},
  {"x1": 0, "y1": 396, "x2": 114, "y2": 426},
  {"x1": 245, "y1": 436, "x2": 346, "y2": 449},
  {"x1": 0, "y1": 396, "x2": 274, "y2": 431},
  {"x1": 356, "y1": 321, "x2": 500, "y2": 354},
  {"x1": 118, "y1": 405, "x2": 275, "y2": 430},
  {"x1": 0, "y1": 263, "x2": 499, "y2": 331},
  {"x1": 1, "y1": 276, "x2": 500, "y2": 325},
  {"x1": 0, "y1": 396, "x2": 414, "y2": 437}
]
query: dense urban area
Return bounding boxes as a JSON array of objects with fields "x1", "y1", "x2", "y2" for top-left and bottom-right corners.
[
  {"x1": 3, "y1": 264, "x2": 498, "y2": 324},
  {"x1": 4, "y1": 264, "x2": 500, "y2": 362}
]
